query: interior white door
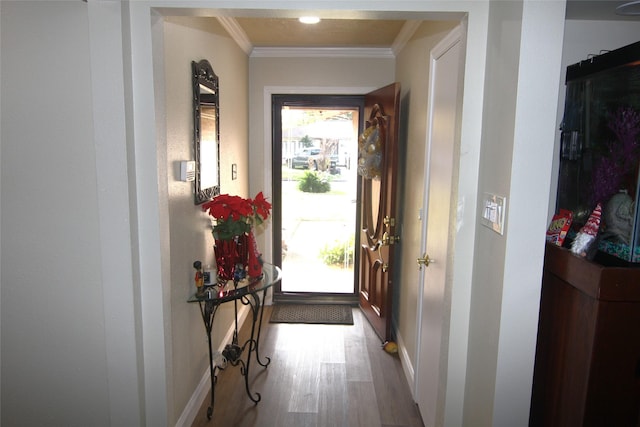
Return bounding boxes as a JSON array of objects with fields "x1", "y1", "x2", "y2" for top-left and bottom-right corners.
[{"x1": 415, "y1": 27, "x2": 464, "y2": 426}]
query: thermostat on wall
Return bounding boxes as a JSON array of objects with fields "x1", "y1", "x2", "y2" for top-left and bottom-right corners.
[{"x1": 180, "y1": 161, "x2": 196, "y2": 182}]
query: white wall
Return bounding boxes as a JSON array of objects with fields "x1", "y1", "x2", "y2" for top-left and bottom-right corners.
[
  {"x1": 464, "y1": 1, "x2": 567, "y2": 426},
  {"x1": 464, "y1": 2, "x2": 523, "y2": 423},
  {"x1": 88, "y1": 2, "x2": 143, "y2": 425},
  {"x1": 1, "y1": 2, "x2": 113, "y2": 425},
  {"x1": 493, "y1": 2, "x2": 566, "y2": 425}
]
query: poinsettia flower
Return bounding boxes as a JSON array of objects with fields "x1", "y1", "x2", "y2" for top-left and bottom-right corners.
[
  {"x1": 252, "y1": 191, "x2": 272, "y2": 220},
  {"x1": 202, "y1": 192, "x2": 272, "y2": 240},
  {"x1": 202, "y1": 196, "x2": 228, "y2": 219}
]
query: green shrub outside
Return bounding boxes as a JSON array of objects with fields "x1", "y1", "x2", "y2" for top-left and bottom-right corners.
[
  {"x1": 320, "y1": 235, "x2": 355, "y2": 266},
  {"x1": 298, "y1": 171, "x2": 331, "y2": 193}
]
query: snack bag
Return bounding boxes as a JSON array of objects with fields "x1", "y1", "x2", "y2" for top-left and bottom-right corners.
[{"x1": 546, "y1": 209, "x2": 573, "y2": 246}]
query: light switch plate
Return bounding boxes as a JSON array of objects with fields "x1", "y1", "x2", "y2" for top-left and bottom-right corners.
[{"x1": 480, "y1": 193, "x2": 506, "y2": 235}]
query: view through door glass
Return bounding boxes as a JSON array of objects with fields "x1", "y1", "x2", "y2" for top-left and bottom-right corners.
[{"x1": 273, "y1": 96, "x2": 362, "y2": 299}]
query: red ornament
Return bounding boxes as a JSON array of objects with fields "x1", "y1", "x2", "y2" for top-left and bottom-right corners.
[{"x1": 247, "y1": 231, "x2": 263, "y2": 278}]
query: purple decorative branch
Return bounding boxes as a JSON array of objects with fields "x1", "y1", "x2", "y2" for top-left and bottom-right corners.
[{"x1": 590, "y1": 107, "x2": 640, "y2": 205}]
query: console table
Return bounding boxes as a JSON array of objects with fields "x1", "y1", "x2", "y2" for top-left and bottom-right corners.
[{"x1": 188, "y1": 263, "x2": 282, "y2": 420}]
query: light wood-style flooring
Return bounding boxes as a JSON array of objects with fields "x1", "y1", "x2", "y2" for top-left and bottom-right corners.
[{"x1": 192, "y1": 306, "x2": 424, "y2": 427}]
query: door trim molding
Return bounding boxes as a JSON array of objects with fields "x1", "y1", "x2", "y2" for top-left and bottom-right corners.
[{"x1": 413, "y1": 24, "x2": 465, "y2": 423}]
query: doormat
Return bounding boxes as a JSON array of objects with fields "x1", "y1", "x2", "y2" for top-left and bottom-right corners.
[{"x1": 269, "y1": 304, "x2": 354, "y2": 325}]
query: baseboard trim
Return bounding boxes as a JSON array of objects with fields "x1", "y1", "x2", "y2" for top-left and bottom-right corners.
[
  {"x1": 175, "y1": 357, "x2": 211, "y2": 427},
  {"x1": 396, "y1": 329, "x2": 416, "y2": 399},
  {"x1": 175, "y1": 304, "x2": 250, "y2": 427},
  {"x1": 391, "y1": 316, "x2": 416, "y2": 400}
]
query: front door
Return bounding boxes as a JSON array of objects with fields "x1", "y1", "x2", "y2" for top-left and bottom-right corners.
[
  {"x1": 358, "y1": 83, "x2": 401, "y2": 342},
  {"x1": 271, "y1": 94, "x2": 364, "y2": 304}
]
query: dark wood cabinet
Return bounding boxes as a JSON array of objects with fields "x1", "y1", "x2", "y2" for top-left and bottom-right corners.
[{"x1": 530, "y1": 243, "x2": 640, "y2": 426}]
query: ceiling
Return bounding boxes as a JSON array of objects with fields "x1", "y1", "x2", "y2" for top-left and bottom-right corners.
[
  {"x1": 216, "y1": 2, "x2": 638, "y2": 51},
  {"x1": 234, "y1": 17, "x2": 407, "y2": 48},
  {"x1": 566, "y1": 0, "x2": 640, "y2": 20}
]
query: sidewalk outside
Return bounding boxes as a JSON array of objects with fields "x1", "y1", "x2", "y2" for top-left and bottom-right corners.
[{"x1": 281, "y1": 170, "x2": 357, "y2": 293}]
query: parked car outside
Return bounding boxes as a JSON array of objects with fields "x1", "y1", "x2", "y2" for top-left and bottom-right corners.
[
  {"x1": 291, "y1": 148, "x2": 321, "y2": 169},
  {"x1": 291, "y1": 148, "x2": 340, "y2": 174},
  {"x1": 308, "y1": 152, "x2": 339, "y2": 174}
]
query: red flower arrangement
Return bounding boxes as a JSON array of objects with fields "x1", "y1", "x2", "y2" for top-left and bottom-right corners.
[{"x1": 202, "y1": 192, "x2": 272, "y2": 240}]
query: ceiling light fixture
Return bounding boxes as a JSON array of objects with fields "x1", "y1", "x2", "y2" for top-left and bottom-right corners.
[
  {"x1": 616, "y1": 0, "x2": 640, "y2": 15},
  {"x1": 299, "y1": 16, "x2": 321, "y2": 24}
]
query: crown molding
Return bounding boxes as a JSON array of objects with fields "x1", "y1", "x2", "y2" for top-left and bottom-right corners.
[
  {"x1": 216, "y1": 16, "x2": 253, "y2": 55},
  {"x1": 392, "y1": 20, "x2": 422, "y2": 55},
  {"x1": 250, "y1": 47, "x2": 395, "y2": 59}
]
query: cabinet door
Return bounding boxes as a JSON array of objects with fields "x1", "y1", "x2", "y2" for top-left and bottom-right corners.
[
  {"x1": 584, "y1": 301, "x2": 640, "y2": 426},
  {"x1": 530, "y1": 270, "x2": 597, "y2": 427}
]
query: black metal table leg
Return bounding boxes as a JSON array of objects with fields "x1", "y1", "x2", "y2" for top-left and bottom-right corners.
[
  {"x1": 253, "y1": 288, "x2": 271, "y2": 367},
  {"x1": 188, "y1": 264, "x2": 281, "y2": 421},
  {"x1": 226, "y1": 290, "x2": 264, "y2": 404},
  {"x1": 199, "y1": 300, "x2": 220, "y2": 420}
]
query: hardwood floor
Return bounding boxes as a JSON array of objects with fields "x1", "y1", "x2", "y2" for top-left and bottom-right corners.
[{"x1": 191, "y1": 306, "x2": 424, "y2": 427}]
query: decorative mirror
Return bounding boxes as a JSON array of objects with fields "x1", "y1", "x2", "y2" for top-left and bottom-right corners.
[{"x1": 192, "y1": 59, "x2": 220, "y2": 204}]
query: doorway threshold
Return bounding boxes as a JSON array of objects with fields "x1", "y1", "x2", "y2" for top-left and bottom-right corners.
[{"x1": 273, "y1": 292, "x2": 358, "y2": 306}]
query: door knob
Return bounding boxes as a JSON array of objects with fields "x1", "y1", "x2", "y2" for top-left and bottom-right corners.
[{"x1": 417, "y1": 253, "x2": 435, "y2": 269}]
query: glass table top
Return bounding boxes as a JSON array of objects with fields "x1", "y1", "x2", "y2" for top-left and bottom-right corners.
[{"x1": 188, "y1": 263, "x2": 281, "y2": 304}]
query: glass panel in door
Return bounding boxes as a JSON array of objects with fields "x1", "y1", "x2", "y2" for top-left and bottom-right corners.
[{"x1": 280, "y1": 106, "x2": 359, "y2": 294}]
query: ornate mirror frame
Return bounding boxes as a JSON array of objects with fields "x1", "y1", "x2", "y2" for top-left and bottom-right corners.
[{"x1": 192, "y1": 59, "x2": 221, "y2": 204}]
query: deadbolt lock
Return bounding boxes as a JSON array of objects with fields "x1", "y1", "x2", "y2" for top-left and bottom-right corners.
[
  {"x1": 382, "y1": 231, "x2": 400, "y2": 245},
  {"x1": 383, "y1": 216, "x2": 396, "y2": 227}
]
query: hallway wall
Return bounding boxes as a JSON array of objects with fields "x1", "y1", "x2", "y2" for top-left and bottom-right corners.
[
  {"x1": 472, "y1": 2, "x2": 566, "y2": 425},
  {"x1": 161, "y1": 16, "x2": 250, "y2": 424},
  {"x1": 1, "y1": 2, "x2": 115, "y2": 425},
  {"x1": 465, "y1": 2, "x2": 523, "y2": 423}
]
